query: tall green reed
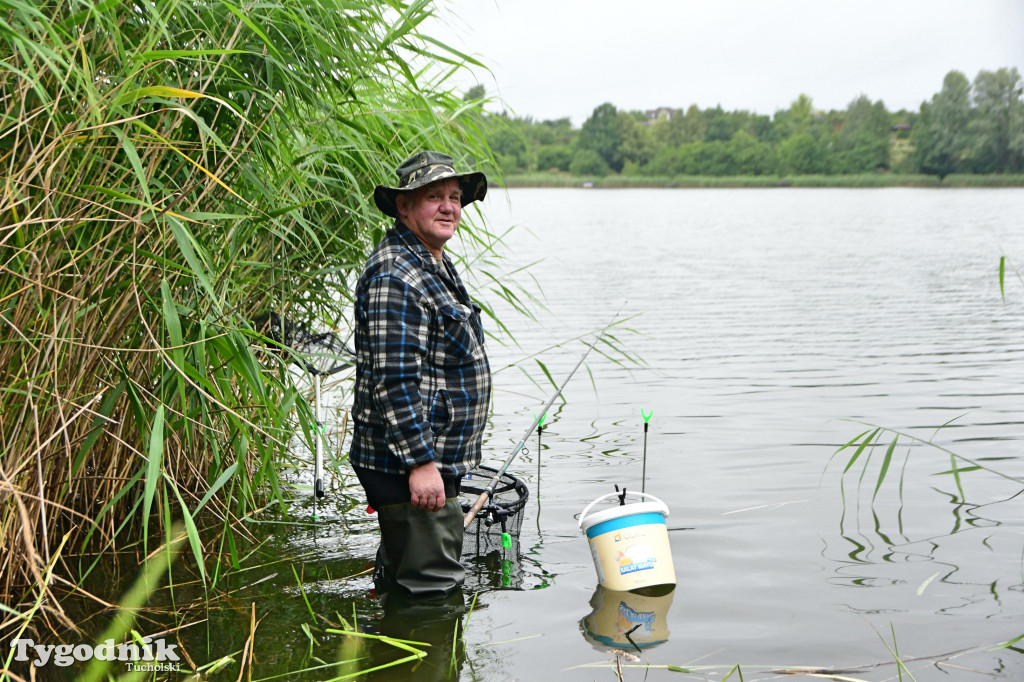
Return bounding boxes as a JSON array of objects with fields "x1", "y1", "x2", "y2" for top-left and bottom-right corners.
[{"x1": 0, "y1": 0, "x2": 498, "y2": 638}]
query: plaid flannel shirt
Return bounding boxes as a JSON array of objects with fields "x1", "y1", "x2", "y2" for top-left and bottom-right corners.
[{"x1": 349, "y1": 221, "x2": 491, "y2": 477}]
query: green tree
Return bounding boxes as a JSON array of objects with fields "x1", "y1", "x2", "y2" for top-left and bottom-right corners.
[
  {"x1": 643, "y1": 142, "x2": 704, "y2": 176},
  {"x1": 486, "y1": 116, "x2": 531, "y2": 172},
  {"x1": 727, "y1": 130, "x2": 777, "y2": 175},
  {"x1": 537, "y1": 144, "x2": 573, "y2": 171},
  {"x1": 529, "y1": 118, "x2": 558, "y2": 146},
  {"x1": 1011, "y1": 104, "x2": 1024, "y2": 163},
  {"x1": 464, "y1": 84, "x2": 486, "y2": 101},
  {"x1": 680, "y1": 105, "x2": 708, "y2": 144},
  {"x1": 775, "y1": 93, "x2": 815, "y2": 136},
  {"x1": 650, "y1": 108, "x2": 681, "y2": 148},
  {"x1": 912, "y1": 70, "x2": 972, "y2": 177},
  {"x1": 618, "y1": 112, "x2": 656, "y2": 168},
  {"x1": 697, "y1": 140, "x2": 733, "y2": 175},
  {"x1": 577, "y1": 102, "x2": 626, "y2": 172},
  {"x1": 643, "y1": 145, "x2": 681, "y2": 176},
  {"x1": 970, "y1": 67, "x2": 1024, "y2": 172},
  {"x1": 569, "y1": 148, "x2": 612, "y2": 176},
  {"x1": 835, "y1": 95, "x2": 892, "y2": 173},
  {"x1": 779, "y1": 132, "x2": 829, "y2": 174},
  {"x1": 748, "y1": 113, "x2": 778, "y2": 143},
  {"x1": 540, "y1": 118, "x2": 576, "y2": 145},
  {"x1": 703, "y1": 105, "x2": 737, "y2": 142}
]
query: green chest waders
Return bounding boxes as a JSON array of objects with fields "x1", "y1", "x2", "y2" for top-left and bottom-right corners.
[{"x1": 374, "y1": 498, "x2": 466, "y2": 598}]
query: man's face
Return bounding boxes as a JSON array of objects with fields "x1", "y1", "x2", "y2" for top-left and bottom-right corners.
[{"x1": 397, "y1": 178, "x2": 462, "y2": 257}]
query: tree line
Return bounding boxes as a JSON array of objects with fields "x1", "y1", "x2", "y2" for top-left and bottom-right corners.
[{"x1": 471, "y1": 67, "x2": 1024, "y2": 179}]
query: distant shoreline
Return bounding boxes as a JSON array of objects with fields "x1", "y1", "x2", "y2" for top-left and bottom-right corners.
[{"x1": 498, "y1": 172, "x2": 1024, "y2": 189}]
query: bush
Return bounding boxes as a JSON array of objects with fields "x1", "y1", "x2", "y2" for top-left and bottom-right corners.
[
  {"x1": 537, "y1": 144, "x2": 573, "y2": 172},
  {"x1": 569, "y1": 148, "x2": 612, "y2": 177}
]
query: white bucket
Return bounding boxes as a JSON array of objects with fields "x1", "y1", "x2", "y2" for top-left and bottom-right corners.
[{"x1": 579, "y1": 491, "x2": 676, "y2": 592}]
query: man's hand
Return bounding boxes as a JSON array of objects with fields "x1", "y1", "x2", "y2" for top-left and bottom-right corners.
[{"x1": 409, "y1": 462, "x2": 446, "y2": 512}]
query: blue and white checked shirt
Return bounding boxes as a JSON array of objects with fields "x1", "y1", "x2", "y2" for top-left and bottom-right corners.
[{"x1": 349, "y1": 221, "x2": 491, "y2": 477}]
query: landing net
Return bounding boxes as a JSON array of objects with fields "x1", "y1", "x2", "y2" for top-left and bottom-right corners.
[
  {"x1": 461, "y1": 465, "x2": 529, "y2": 555},
  {"x1": 253, "y1": 311, "x2": 353, "y2": 376}
]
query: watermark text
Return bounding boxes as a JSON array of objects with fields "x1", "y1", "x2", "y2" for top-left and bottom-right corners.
[{"x1": 11, "y1": 637, "x2": 180, "y2": 670}]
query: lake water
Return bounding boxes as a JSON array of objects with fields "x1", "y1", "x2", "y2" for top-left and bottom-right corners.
[{"x1": 258, "y1": 188, "x2": 1024, "y2": 681}]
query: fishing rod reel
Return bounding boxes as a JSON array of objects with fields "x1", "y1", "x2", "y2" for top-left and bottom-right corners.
[
  {"x1": 460, "y1": 465, "x2": 529, "y2": 554},
  {"x1": 473, "y1": 500, "x2": 517, "y2": 545}
]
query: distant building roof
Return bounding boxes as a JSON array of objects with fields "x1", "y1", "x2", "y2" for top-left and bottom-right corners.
[{"x1": 643, "y1": 107, "x2": 680, "y2": 125}]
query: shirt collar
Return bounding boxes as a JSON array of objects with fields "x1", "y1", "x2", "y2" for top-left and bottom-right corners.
[{"x1": 392, "y1": 219, "x2": 451, "y2": 274}]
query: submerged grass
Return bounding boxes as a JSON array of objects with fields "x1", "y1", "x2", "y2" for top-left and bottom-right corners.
[
  {"x1": 567, "y1": 633, "x2": 1024, "y2": 681},
  {"x1": 319, "y1": 629, "x2": 429, "y2": 682},
  {"x1": 830, "y1": 415, "x2": 1024, "y2": 512}
]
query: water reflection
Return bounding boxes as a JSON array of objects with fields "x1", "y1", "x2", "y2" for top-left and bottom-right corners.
[
  {"x1": 359, "y1": 590, "x2": 468, "y2": 681},
  {"x1": 464, "y1": 548, "x2": 525, "y2": 591},
  {"x1": 579, "y1": 585, "x2": 675, "y2": 652},
  {"x1": 262, "y1": 189, "x2": 1024, "y2": 678}
]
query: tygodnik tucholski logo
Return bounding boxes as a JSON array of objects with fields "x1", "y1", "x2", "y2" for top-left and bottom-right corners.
[{"x1": 11, "y1": 637, "x2": 182, "y2": 672}]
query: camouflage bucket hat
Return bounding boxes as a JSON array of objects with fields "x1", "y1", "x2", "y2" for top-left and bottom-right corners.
[{"x1": 373, "y1": 150, "x2": 488, "y2": 218}]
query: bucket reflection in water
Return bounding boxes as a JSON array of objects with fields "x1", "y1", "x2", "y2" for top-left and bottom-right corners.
[
  {"x1": 580, "y1": 584, "x2": 675, "y2": 651},
  {"x1": 579, "y1": 491, "x2": 676, "y2": 591}
]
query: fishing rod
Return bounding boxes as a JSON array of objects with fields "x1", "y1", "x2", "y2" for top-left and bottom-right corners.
[
  {"x1": 310, "y1": 361, "x2": 353, "y2": 501},
  {"x1": 313, "y1": 371, "x2": 325, "y2": 498},
  {"x1": 463, "y1": 319, "x2": 618, "y2": 529}
]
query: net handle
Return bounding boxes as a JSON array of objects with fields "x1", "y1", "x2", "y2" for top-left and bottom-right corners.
[{"x1": 578, "y1": 490, "x2": 669, "y2": 529}]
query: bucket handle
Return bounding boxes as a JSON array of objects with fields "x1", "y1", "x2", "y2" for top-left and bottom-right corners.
[{"x1": 578, "y1": 490, "x2": 670, "y2": 529}]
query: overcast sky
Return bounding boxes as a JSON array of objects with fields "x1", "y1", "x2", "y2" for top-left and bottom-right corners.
[{"x1": 424, "y1": 0, "x2": 1024, "y2": 126}]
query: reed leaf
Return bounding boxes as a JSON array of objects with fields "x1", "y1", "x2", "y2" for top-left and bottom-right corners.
[
  {"x1": 872, "y1": 435, "x2": 897, "y2": 503},
  {"x1": 991, "y1": 632, "x2": 1024, "y2": 650},
  {"x1": 143, "y1": 406, "x2": 166, "y2": 556},
  {"x1": 0, "y1": 0, "x2": 506, "y2": 645},
  {"x1": 844, "y1": 427, "x2": 881, "y2": 474},
  {"x1": 1000, "y1": 255, "x2": 1006, "y2": 300},
  {"x1": 77, "y1": 525, "x2": 187, "y2": 682}
]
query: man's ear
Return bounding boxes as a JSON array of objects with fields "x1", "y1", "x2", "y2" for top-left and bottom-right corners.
[{"x1": 395, "y1": 192, "x2": 410, "y2": 217}]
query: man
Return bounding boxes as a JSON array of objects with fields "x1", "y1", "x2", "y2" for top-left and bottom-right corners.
[{"x1": 350, "y1": 151, "x2": 490, "y2": 598}]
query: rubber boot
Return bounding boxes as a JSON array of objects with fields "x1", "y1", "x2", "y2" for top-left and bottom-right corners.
[{"x1": 374, "y1": 498, "x2": 465, "y2": 598}]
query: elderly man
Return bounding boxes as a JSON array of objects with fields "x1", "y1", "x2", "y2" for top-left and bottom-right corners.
[{"x1": 350, "y1": 151, "x2": 491, "y2": 597}]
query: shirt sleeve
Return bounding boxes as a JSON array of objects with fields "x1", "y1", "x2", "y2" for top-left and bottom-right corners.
[{"x1": 364, "y1": 272, "x2": 435, "y2": 469}]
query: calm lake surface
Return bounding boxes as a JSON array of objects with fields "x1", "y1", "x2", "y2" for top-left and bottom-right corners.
[{"x1": 256, "y1": 188, "x2": 1024, "y2": 681}]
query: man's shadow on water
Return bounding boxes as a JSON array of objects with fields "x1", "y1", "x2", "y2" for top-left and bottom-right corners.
[{"x1": 358, "y1": 589, "x2": 468, "y2": 681}]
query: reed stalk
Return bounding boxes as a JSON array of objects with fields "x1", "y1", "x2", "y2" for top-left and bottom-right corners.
[{"x1": 0, "y1": 0, "x2": 497, "y2": 642}]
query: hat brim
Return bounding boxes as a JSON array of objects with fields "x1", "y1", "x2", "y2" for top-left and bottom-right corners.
[{"x1": 374, "y1": 171, "x2": 488, "y2": 218}]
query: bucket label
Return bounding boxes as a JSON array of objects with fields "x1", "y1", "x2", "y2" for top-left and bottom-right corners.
[
  {"x1": 616, "y1": 543, "x2": 656, "y2": 575},
  {"x1": 617, "y1": 602, "x2": 656, "y2": 637}
]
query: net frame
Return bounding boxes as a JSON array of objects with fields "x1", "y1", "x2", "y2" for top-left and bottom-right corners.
[{"x1": 461, "y1": 465, "x2": 529, "y2": 555}]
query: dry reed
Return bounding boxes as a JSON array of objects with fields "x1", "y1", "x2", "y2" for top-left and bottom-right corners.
[{"x1": 0, "y1": 0, "x2": 497, "y2": 646}]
